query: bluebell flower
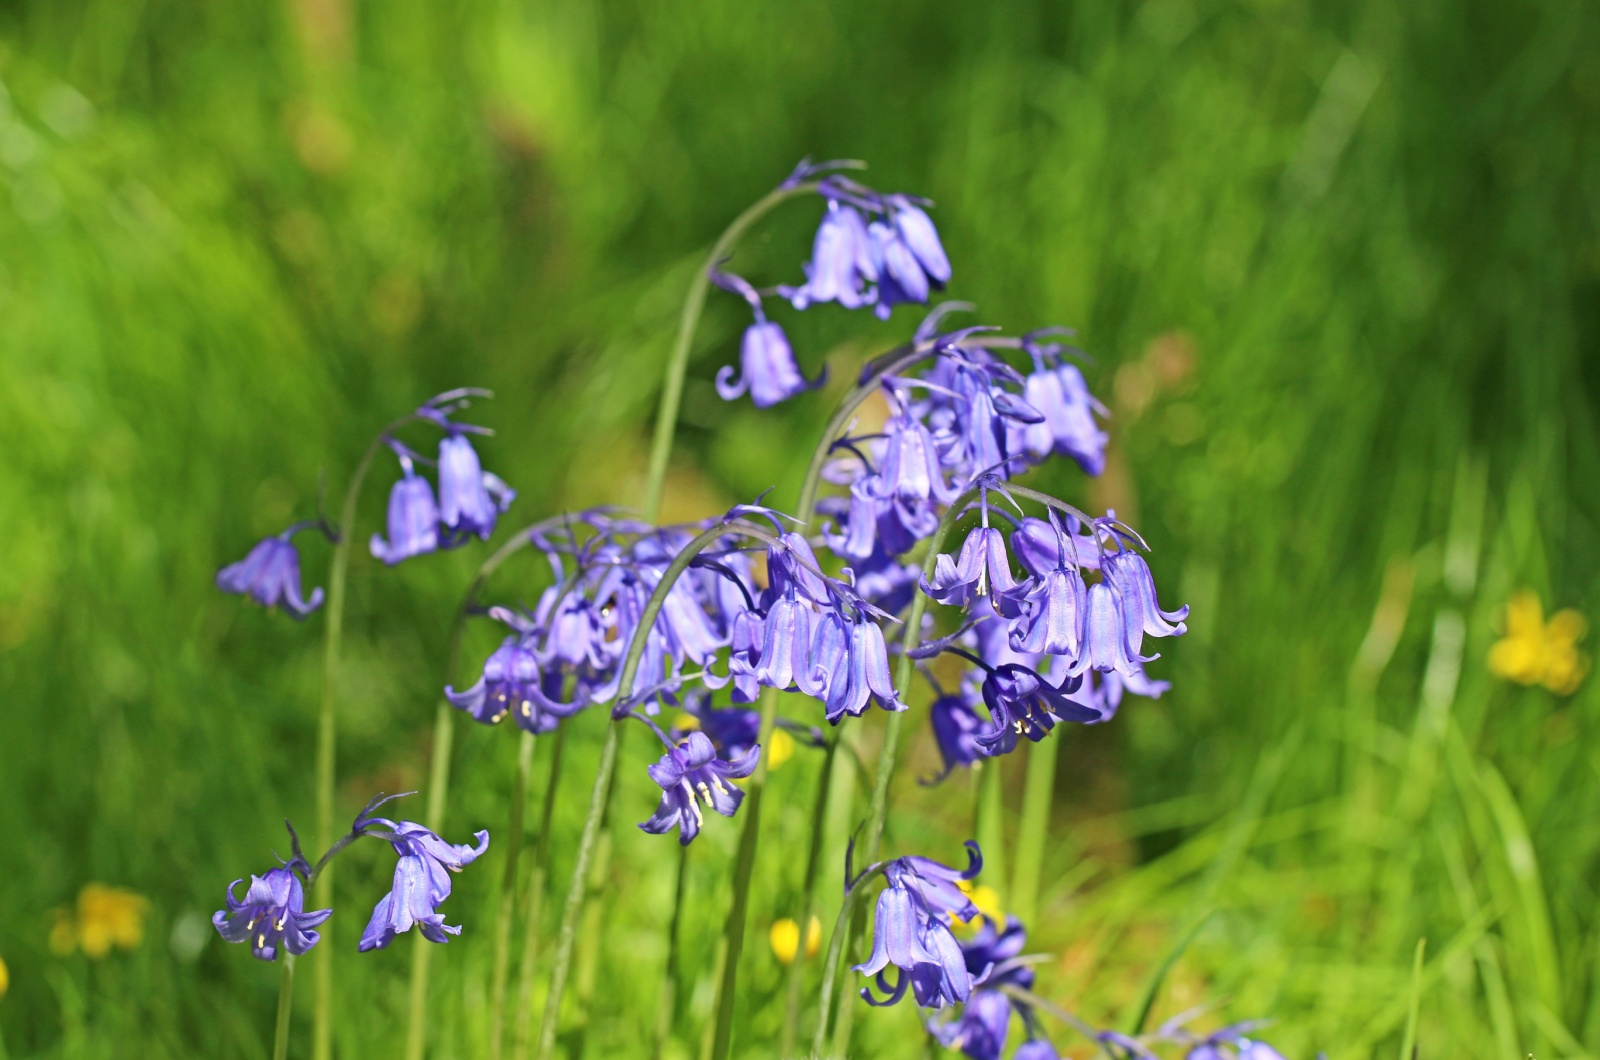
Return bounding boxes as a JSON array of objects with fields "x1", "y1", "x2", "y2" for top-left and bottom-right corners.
[
  {"x1": 977, "y1": 664, "x2": 1099, "y2": 757},
  {"x1": 800, "y1": 608, "x2": 904, "y2": 723},
  {"x1": 926, "y1": 685, "x2": 986, "y2": 783},
  {"x1": 354, "y1": 809, "x2": 489, "y2": 951},
  {"x1": 926, "y1": 916, "x2": 1036, "y2": 1060},
  {"x1": 929, "y1": 990, "x2": 1012, "y2": 1060},
  {"x1": 1012, "y1": 515, "x2": 1100, "y2": 576},
  {"x1": 369, "y1": 454, "x2": 440, "y2": 566},
  {"x1": 887, "y1": 195, "x2": 952, "y2": 287},
  {"x1": 783, "y1": 200, "x2": 878, "y2": 311},
  {"x1": 216, "y1": 526, "x2": 325, "y2": 618},
  {"x1": 447, "y1": 632, "x2": 572, "y2": 733},
  {"x1": 1102, "y1": 549, "x2": 1189, "y2": 650},
  {"x1": 213, "y1": 864, "x2": 330, "y2": 961},
  {"x1": 1015, "y1": 1042, "x2": 1061, "y2": 1060},
  {"x1": 921, "y1": 525, "x2": 1019, "y2": 609},
  {"x1": 1064, "y1": 581, "x2": 1158, "y2": 679},
  {"x1": 1005, "y1": 563, "x2": 1088, "y2": 658},
  {"x1": 1017, "y1": 334, "x2": 1109, "y2": 476},
  {"x1": 871, "y1": 404, "x2": 959, "y2": 508},
  {"x1": 639, "y1": 731, "x2": 760, "y2": 845},
  {"x1": 870, "y1": 218, "x2": 932, "y2": 319},
  {"x1": 855, "y1": 842, "x2": 983, "y2": 1009},
  {"x1": 437, "y1": 432, "x2": 513, "y2": 543}
]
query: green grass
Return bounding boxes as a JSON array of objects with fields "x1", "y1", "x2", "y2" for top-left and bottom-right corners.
[{"x1": 1, "y1": 0, "x2": 1598, "y2": 1056}]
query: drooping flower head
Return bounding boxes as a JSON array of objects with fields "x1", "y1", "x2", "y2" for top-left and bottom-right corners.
[
  {"x1": 216, "y1": 523, "x2": 326, "y2": 618},
  {"x1": 369, "y1": 443, "x2": 440, "y2": 566},
  {"x1": 712, "y1": 269, "x2": 825, "y2": 409},
  {"x1": 638, "y1": 731, "x2": 760, "y2": 846},
  {"x1": 353, "y1": 798, "x2": 489, "y2": 951},
  {"x1": 446, "y1": 610, "x2": 574, "y2": 733},
  {"x1": 1016, "y1": 329, "x2": 1109, "y2": 477},
  {"x1": 854, "y1": 841, "x2": 984, "y2": 1010},
  {"x1": 213, "y1": 862, "x2": 330, "y2": 961}
]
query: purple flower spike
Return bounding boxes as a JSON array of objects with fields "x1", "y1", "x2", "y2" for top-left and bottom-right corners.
[
  {"x1": 216, "y1": 528, "x2": 325, "y2": 618},
  {"x1": 213, "y1": 866, "x2": 330, "y2": 961},
  {"x1": 370, "y1": 462, "x2": 440, "y2": 566},
  {"x1": 356, "y1": 818, "x2": 489, "y2": 951},
  {"x1": 437, "y1": 433, "x2": 511, "y2": 543},
  {"x1": 639, "y1": 731, "x2": 760, "y2": 845},
  {"x1": 921, "y1": 526, "x2": 1019, "y2": 608},
  {"x1": 715, "y1": 320, "x2": 825, "y2": 409}
]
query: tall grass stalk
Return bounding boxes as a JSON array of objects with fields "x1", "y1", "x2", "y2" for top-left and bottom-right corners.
[
  {"x1": 778, "y1": 733, "x2": 838, "y2": 1056},
  {"x1": 1011, "y1": 732, "x2": 1058, "y2": 925},
  {"x1": 513, "y1": 725, "x2": 568, "y2": 1060},
  {"x1": 487, "y1": 731, "x2": 538, "y2": 1060}
]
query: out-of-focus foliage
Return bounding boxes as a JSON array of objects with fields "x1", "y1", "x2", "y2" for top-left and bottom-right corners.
[{"x1": 0, "y1": 0, "x2": 1597, "y2": 1056}]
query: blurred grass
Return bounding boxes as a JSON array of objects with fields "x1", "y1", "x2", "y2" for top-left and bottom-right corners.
[{"x1": 1, "y1": 0, "x2": 1598, "y2": 1056}]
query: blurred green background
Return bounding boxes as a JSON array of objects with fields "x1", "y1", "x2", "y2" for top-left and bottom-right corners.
[{"x1": 2, "y1": 0, "x2": 1599, "y2": 1056}]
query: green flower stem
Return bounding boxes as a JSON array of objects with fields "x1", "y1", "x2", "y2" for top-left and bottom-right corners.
[
  {"x1": 641, "y1": 179, "x2": 821, "y2": 521},
  {"x1": 535, "y1": 519, "x2": 780, "y2": 1060},
  {"x1": 653, "y1": 844, "x2": 691, "y2": 1059},
  {"x1": 818, "y1": 489, "x2": 971, "y2": 1057},
  {"x1": 406, "y1": 519, "x2": 567, "y2": 1060},
  {"x1": 977, "y1": 758, "x2": 1008, "y2": 906},
  {"x1": 707, "y1": 686, "x2": 779, "y2": 1060},
  {"x1": 513, "y1": 724, "x2": 568, "y2": 1060},
  {"x1": 777, "y1": 732, "x2": 838, "y2": 1057},
  {"x1": 809, "y1": 862, "x2": 884, "y2": 1059},
  {"x1": 273, "y1": 954, "x2": 296, "y2": 1060},
  {"x1": 314, "y1": 413, "x2": 418, "y2": 1060},
  {"x1": 487, "y1": 730, "x2": 538, "y2": 1060},
  {"x1": 1010, "y1": 729, "x2": 1059, "y2": 925}
]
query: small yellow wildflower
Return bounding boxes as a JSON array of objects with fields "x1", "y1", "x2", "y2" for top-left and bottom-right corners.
[
  {"x1": 767, "y1": 728, "x2": 796, "y2": 771},
  {"x1": 0, "y1": 953, "x2": 9, "y2": 998},
  {"x1": 50, "y1": 884, "x2": 148, "y2": 959},
  {"x1": 951, "y1": 880, "x2": 1004, "y2": 934},
  {"x1": 673, "y1": 712, "x2": 701, "y2": 732},
  {"x1": 1489, "y1": 590, "x2": 1590, "y2": 696},
  {"x1": 769, "y1": 915, "x2": 821, "y2": 965}
]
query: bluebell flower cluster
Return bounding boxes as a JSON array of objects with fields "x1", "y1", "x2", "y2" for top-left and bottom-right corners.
[
  {"x1": 371, "y1": 392, "x2": 515, "y2": 565},
  {"x1": 709, "y1": 163, "x2": 954, "y2": 410},
  {"x1": 926, "y1": 916, "x2": 1046, "y2": 1060},
  {"x1": 852, "y1": 841, "x2": 983, "y2": 1009},
  {"x1": 212, "y1": 795, "x2": 488, "y2": 961}
]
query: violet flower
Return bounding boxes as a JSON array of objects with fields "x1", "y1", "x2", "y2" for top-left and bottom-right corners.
[
  {"x1": 712, "y1": 268, "x2": 825, "y2": 408},
  {"x1": 369, "y1": 451, "x2": 440, "y2": 566},
  {"x1": 437, "y1": 432, "x2": 513, "y2": 543},
  {"x1": 855, "y1": 842, "x2": 983, "y2": 1010},
  {"x1": 927, "y1": 917, "x2": 1035, "y2": 1060},
  {"x1": 639, "y1": 732, "x2": 760, "y2": 845},
  {"x1": 213, "y1": 864, "x2": 330, "y2": 961},
  {"x1": 921, "y1": 524, "x2": 1019, "y2": 609},
  {"x1": 783, "y1": 199, "x2": 878, "y2": 311},
  {"x1": 801, "y1": 608, "x2": 904, "y2": 723},
  {"x1": 216, "y1": 525, "x2": 325, "y2": 618},
  {"x1": 977, "y1": 664, "x2": 1099, "y2": 757},
  {"x1": 1017, "y1": 334, "x2": 1109, "y2": 477},
  {"x1": 1102, "y1": 548, "x2": 1189, "y2": 650},
  {"x1": 926, "y1": 684, "x2": 987, "y2": 783},
  {"x1": 355, "y1": 807, "x2": 489, "y2": 951}
]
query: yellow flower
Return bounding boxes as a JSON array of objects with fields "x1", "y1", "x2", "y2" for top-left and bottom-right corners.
[
  {"x1": 673, "y1": 712, "x2": 701, "y2": 732},
  {"x1": 0, "y1": 953, "x2": 9, "y2": 998},
  {"x1": 1489, "y1": 590, "x2": 1590, "y2": 695},
  {"x1": 769, "y1": 915, "x2": 821, "y2": 965},
  {"x1": 767, "y1": 728, "x2": 796, "y2": 771},
  {"x1": 51, "y1": 884, "x2": 148, "y2": 959},
  {"x1": 951, "y1": 880, "x2": 1004, "y2": 934}
]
